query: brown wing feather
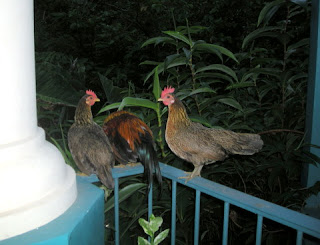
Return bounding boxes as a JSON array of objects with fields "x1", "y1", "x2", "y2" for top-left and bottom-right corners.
[{"x1": 68, "y1": 122, "x2": 115, "y2": 189}]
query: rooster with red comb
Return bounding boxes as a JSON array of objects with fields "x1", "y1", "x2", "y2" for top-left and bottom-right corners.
[
  {"x1": 158, "y1": 86, "x2": 263, "y2": 182},
  {"x1": 68, "y1": 90, "x2": 115, "y2": 189}
]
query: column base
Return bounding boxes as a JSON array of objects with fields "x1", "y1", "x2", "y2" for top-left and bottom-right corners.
[{"x1": 0, "y1": 176, "x2": 105, "y2": 245}]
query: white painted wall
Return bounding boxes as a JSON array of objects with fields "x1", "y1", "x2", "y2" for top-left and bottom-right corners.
[{"x1": 0, "y1": 0, "x2": 77, "y2": 240}]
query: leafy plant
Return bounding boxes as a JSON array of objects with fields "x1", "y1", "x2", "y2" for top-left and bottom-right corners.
[
  {"x1": 34, "y1": 0, "x2": 320, "y2": 244},
  {"x1": 138, "y1": 214, "x2": 169, "y2": 245}
]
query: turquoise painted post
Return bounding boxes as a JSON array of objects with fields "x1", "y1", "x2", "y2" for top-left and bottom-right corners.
[
  {"x1": 302, "y1": 0, "x2": 320, "y2": 210},
  {"x1": 114, "y1": 177, "x2": 120, "y2": 245},
  {"x1": 0, "y1": 176, "x2": 105, "y2": 245},
  {"x1": 194, "y1": 190, "x2": 201, "y2": 245},
  {"x1": 222, "y1": 202, "x2": 230, "y2": 245},
  {"x1": 148, "y1": 183, "x2": 153, "y2": 220},
  {"x1": 255, "y1": 215, "x2": 263, "y2": 245},
  {"x1": 171, "y1": 180, "x2": 177, "y2": 245}
]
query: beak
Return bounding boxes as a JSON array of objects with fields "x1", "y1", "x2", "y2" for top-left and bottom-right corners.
[
  {"x1": 158, "y1": 98, "x2": 163, "y2": 102},
  {"x1": 95, "y1": 98, "x2": 100, "y2": 102}
]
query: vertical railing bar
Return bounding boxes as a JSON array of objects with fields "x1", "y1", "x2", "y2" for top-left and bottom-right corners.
[
  {"x1": 296, "y1": 230, "x2": 303, "y2": 245},
  {"x1": 194, "y1": 190, "x2": 201, "y2": 245},
  {"x1": 255, "y1": 215, "x2": 263, "y2": 245},
  {"x1": 148, "y1": 183, "x2": 153, "y2": 220},
  {"x1": 171, "y1": 180, "x2": 177, "y2": 245},
  {"x1": 114, "y1": 177, "x2": 120, "y2": 245},
  {"x1": 222, "y1": 202, "x2": 230, "y2": 245}
]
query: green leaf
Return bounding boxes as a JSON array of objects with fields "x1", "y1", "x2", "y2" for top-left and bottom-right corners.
[
  {"x1": 163, "y1": 31, "x2": 192, "y2": 46},
  {"x1": 143, "y1": 58, "x2": 187, "y2": 84},
  {"x1": 118, "y1": 97, "x2": 158, "y2": 111},
  {"x1": 138, "y1": 218, "x2": 153, "y2": 237},
  {"x1": 140, "y1": 61, "x2": 161, "y2": 66},
  {"x1": 98, "y1": 73, "x2": 123, "y2": 104},
  {"x1": 217, "y1": 98, "x2": 243, "y2": 111},
  {"x1": 164, "y1": 54, "x2": 182, "y2": 70},
  {"x1": 244, "y1": 68, "x2": 281, "y2": 79},
  {"x1": 154, "y1": 229, "x2": 170, "y2": 245},
  {"x1": 242, "y1": 27, "x2": 282, "y2": 49},
  {"x1": 149, "y1": 215, "x2": 163, "y2": 233},
  {"x1": 257, "y1": 0, "x2": 285, "y2": 27},
  {"x1": 226, "y1": 82, "x2": 255, "y2": 90},
  {"x1": 193, "y1": 43, "x2": 238, "y2": 63},
  {"x1": 141, "y1": 37, "x2": 175, "y2": 48},
  {"x1": 138, "y1": 237, "x2": 151, "y2": 245},
  {"x1": 153, "y1": 67, "x2": 161, "y2": 100},
  {"x1": 195, "y1": 64, "x2": 238, "y2": 82},
  {"x1": 287, "y1": 38, "x2": 309, "y2": 51},
  {"x1": 98, "y1": 102, "x2": 121, "y2": 114},
  {"x1": 188, "y1": 87, "x2": 216, "y2": 96},
  {"x1": 105, "y1": 183, "x2": 146, "y2": 212},
  {"x1": 290, "y1": 0, "x2": 308, "y2": 8}
]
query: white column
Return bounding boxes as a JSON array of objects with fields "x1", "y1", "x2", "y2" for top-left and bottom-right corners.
[{"x1": 0, "y1": 0, "x2": 77, "y2": 240}]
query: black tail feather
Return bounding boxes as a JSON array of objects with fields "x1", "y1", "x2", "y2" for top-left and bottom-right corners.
[{"x1": 137, "y1": 142, "x2": 163, "y2": 198}]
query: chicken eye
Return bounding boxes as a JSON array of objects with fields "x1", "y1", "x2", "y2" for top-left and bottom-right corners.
[{"x1": 166, "y1": 95, "x2": 170, "y2": 98}]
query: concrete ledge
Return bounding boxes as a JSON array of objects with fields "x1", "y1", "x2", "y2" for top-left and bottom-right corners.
[{"x1": 1, "y1": 176, "x2": 104, "y2": 245}]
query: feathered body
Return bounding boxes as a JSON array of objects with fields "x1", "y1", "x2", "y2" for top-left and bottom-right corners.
[
  {"x1": 68, "y1": 90, "x2": 115, "y2": 189},
  {"x1": 159, "y1": 86, "x2": 263, "y2": 180},
  {"x1": 103, "y1": 111, "x2": 162, "y2": 193}
]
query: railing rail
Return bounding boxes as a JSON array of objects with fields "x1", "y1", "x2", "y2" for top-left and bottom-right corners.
[{"x1": 111, "y1": 163, "x2": 320, "y2": 245}]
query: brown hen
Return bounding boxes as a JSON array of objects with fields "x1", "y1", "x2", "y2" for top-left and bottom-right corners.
[
  {"x1": 68, "y1": 90, "x2": 115, "y2": 189},
  {"x1": 158, "y1": 86, "x2": 263, "y2": 181}
]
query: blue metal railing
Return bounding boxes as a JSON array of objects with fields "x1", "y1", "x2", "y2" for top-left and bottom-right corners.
[{"x1": 111, "y1": 163, "x2": 320, "y2": 245}]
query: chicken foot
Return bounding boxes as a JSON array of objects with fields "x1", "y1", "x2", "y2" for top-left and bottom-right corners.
[
  {"x1": 114, "y1": 162, "x2": 140, "y2": 168},
  {"x1": 179, "y1": 165, "x2": 204, "y2": 182}
]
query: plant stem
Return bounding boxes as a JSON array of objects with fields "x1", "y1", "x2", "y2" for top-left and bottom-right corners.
[{"x1": 156, "y1": 108, "x2": 166, "y2": 158}]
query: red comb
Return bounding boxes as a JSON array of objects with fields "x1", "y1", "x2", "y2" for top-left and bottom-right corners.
[
  {"x1": 161, "y1": 86, "x2": 175, "y2": 98},
  {"x1": 86, "y1": 89, "x2": 97, "y2": 99}
]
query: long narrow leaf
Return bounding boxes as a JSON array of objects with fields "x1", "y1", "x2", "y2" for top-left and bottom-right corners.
[
  {"x1": 105, "y1": 183, "x2": 146, "y2": 212},
  {"x1": 242, "y1": 27, "x2": 282, "y2": 49},
  {"x1": 218, "y1": 98, "x2": 243, "y2": 111},
  {"x1": 153, "y1": 67, "x2": 161, "y2": 100},
  {"x1": 163, "y1": 31, "x2": 192, "y2": 46},
  {"x1": 141, "y1": 36, "x2": 175, "y2": 48},
  {"x1": 195, "y1": 64, "x2": 238, "y2": 82},
  {"x1": 257, "y1": 0, "x2": 284, "y2": 27},
  {"x1": 194, "y1": 43, "x2": 238, "y2": 63},
  {"x1": 118, "y1": 97, "x2": 158, "y2": 111},
  {"x1": 226, "y1": 82, "x2": 255, "y2": 90},
  {"x1": 98, "y1": 102, "x2": 121, "y2": 114},
  {"x1": 188, "y1": 87, "x2": 216, "y2": 96}
]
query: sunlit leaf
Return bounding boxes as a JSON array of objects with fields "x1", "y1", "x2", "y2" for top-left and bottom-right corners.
[
  {"x1": 154, "y1": 229, "x2": 170, "y2": 245},
  {"x1": 138, "y1": 218, "x2": 153, "y2": 237},
  {"x1": 138, "y1": 237, "x2": 151, "y2": 245}
]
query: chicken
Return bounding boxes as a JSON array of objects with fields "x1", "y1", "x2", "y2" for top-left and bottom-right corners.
[
  {"x1": 158, "y1": 86, "x2": 263, "y2": 181},
  {"x1": 103, "y1": 111, "x2": 162, "y2": 194},
  {"x1": 68, "y1": 90, "x2": 115, "y2": 189}
]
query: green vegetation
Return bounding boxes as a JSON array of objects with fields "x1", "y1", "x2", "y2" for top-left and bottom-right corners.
[
  {"x1": 138, "y1": 214, "x2": 169, "y2": 245},
  {"x1": 35, "y1": 0, "x2": 319, "y2": 244}
]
